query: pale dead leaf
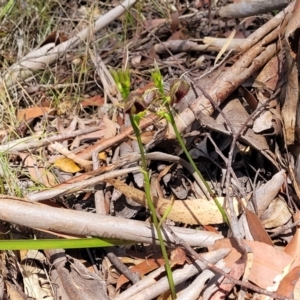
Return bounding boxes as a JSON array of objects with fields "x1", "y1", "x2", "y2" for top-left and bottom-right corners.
[
  {"x1": 131, "y1": 55, "x2": 142, "y2": 67},
  {"x1": 255, "y1": 170, "x2": 285, "y2": 217},
  {"x1": 21, "y1": 251, "x2": 52, "y2": 299},
  {"x1": 19, "y1": 152, "x2": 56, "y2": 187},
  {"x1": 6, "y1": 281, "x2": 26, "y2": 300},
  {"x1": 253, "y1": 111, "x2": 273, "y2": 133},
  {"x1": 103, "y1": 115, "x2": 117, "y2": 139},
  {"x1": 56, "y1": 117, "x2": 77, "y2": 135},
  {"x1": 105, "y1": 178, "x2": 242, "y2": 225},
  {"x1": 53, "y1": 157, "x2": 81, "y2": 173},
  {"x1": 215, "y1": 29, "x2": 236, "y2": 65},
  {"x1": 261, "y1": 197, "x2": 291, "y2": 228}
]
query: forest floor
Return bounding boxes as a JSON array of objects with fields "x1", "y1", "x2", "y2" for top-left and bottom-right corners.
[{"x1": 0, "y1": 0, "x2": 298, "y2": 299}]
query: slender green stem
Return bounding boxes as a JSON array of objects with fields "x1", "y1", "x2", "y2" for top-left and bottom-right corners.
[
  {"x1": 166, "y1": 104, "x2": 229, "y2": 226},
  {"x1": 129, "y1": 114, "x2": 176, "y2": 299}
]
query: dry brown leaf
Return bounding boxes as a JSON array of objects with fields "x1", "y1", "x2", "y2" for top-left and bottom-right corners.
[
  {"x1": 170, "y1": 11, "x2": 179, "y2": 32},
  {"x1": 276, "y1": 266, "x2": 300, "y2": 298},
  {"x1": 284, "y1": 211, "x2": 300, "y2": 266},
  {"x1": 53, "y1": 157, "x2": 81, "y2": 173},
  {"x1": 81, "y1": 95, "x2": 105, "y2": 107},
  {"x1": 245, "y1": 209, "x2": 273, "y2": 246},
  {"x1": 170, "y1": 247, "x2": 187, "y2": 266},
  {"x1": 143, "y1": 19, "x2": 166, "y2": 31},
  {"x1": 254, "y1": 52, "x2": 286, "y2": 92},
  {"x1": 39, "y1": 30, "x2": 68, "y2": 47},
  {"x1": 203, "y1": 225, "x2": 219, "y2": 234},
  {"x1": 17, "y1": 107, "x2": 52, "y2": 121},
  {"x1": 136, "y1": 82, "x2": 155, "y2": 94},
  {"x1": 116, "y1": 258, "x2": 165, "y2": 290},
  {"x1": 129, "y1": 131, "x2": 154, "y2": 144},
  {"x1": 214, "y1": 238, "x2": 297, "y2": 290},
  {"x1": 105, "y1": 178, "x2": 242, "y2": 225},
  {"x1": 169, "y1": 28, "x2": 191, "y2": 40},
  {"x1": 238, "y1": 86, "x2": 258, "y2": 111},
  {"x1": 210, "y1": 255, "x2": 246, "y2": 300}
]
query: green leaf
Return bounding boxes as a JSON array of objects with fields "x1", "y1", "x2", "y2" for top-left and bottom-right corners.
[{"x1": 0, "y1": 238, "x2": 133, "y2": 250}]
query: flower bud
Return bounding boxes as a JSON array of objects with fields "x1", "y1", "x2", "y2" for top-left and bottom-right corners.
[
  {"x1": 124, "y1": 92, "x2": 146, "y2": 114},
  {"x1": 169, "y1": 79, "x2": 190, "y2": 105}
]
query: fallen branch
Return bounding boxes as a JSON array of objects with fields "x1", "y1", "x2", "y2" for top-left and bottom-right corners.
[
  {"x1": 0, "y1": 195, "x2": 222, "y2": 247},
  {"x1": 219, "y1": 0, "x2": 289, "y2": 18},
  {"x1": 0, "y1": 126, "x2": 101, "y2": 153},
  {"x1": 0, "y1": 0, "x2": 137, "y2": 89}
]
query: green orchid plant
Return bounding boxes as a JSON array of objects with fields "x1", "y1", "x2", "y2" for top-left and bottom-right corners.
[
  {"x1": 112, "y1": 68, "x2": 176, "y2": 299},
  {"x1": 113, "y1": 66, "x2": 230, "y2": 299},
  {"x1": 124, "y1": 66, "x2": 228, "y2": 225}
]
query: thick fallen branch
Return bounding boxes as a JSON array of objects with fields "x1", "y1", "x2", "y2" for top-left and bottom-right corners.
[
  {"x1": 0, "y1": 195, "x2": 222, "y2": 247},
  {"x1": 219, "y1": 0, "x2": 289, "y2": 18}
]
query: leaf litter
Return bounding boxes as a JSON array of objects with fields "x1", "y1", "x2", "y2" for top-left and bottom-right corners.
[{"x1": 0, "y1": 0, "x2": 300, "y2": 299}]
